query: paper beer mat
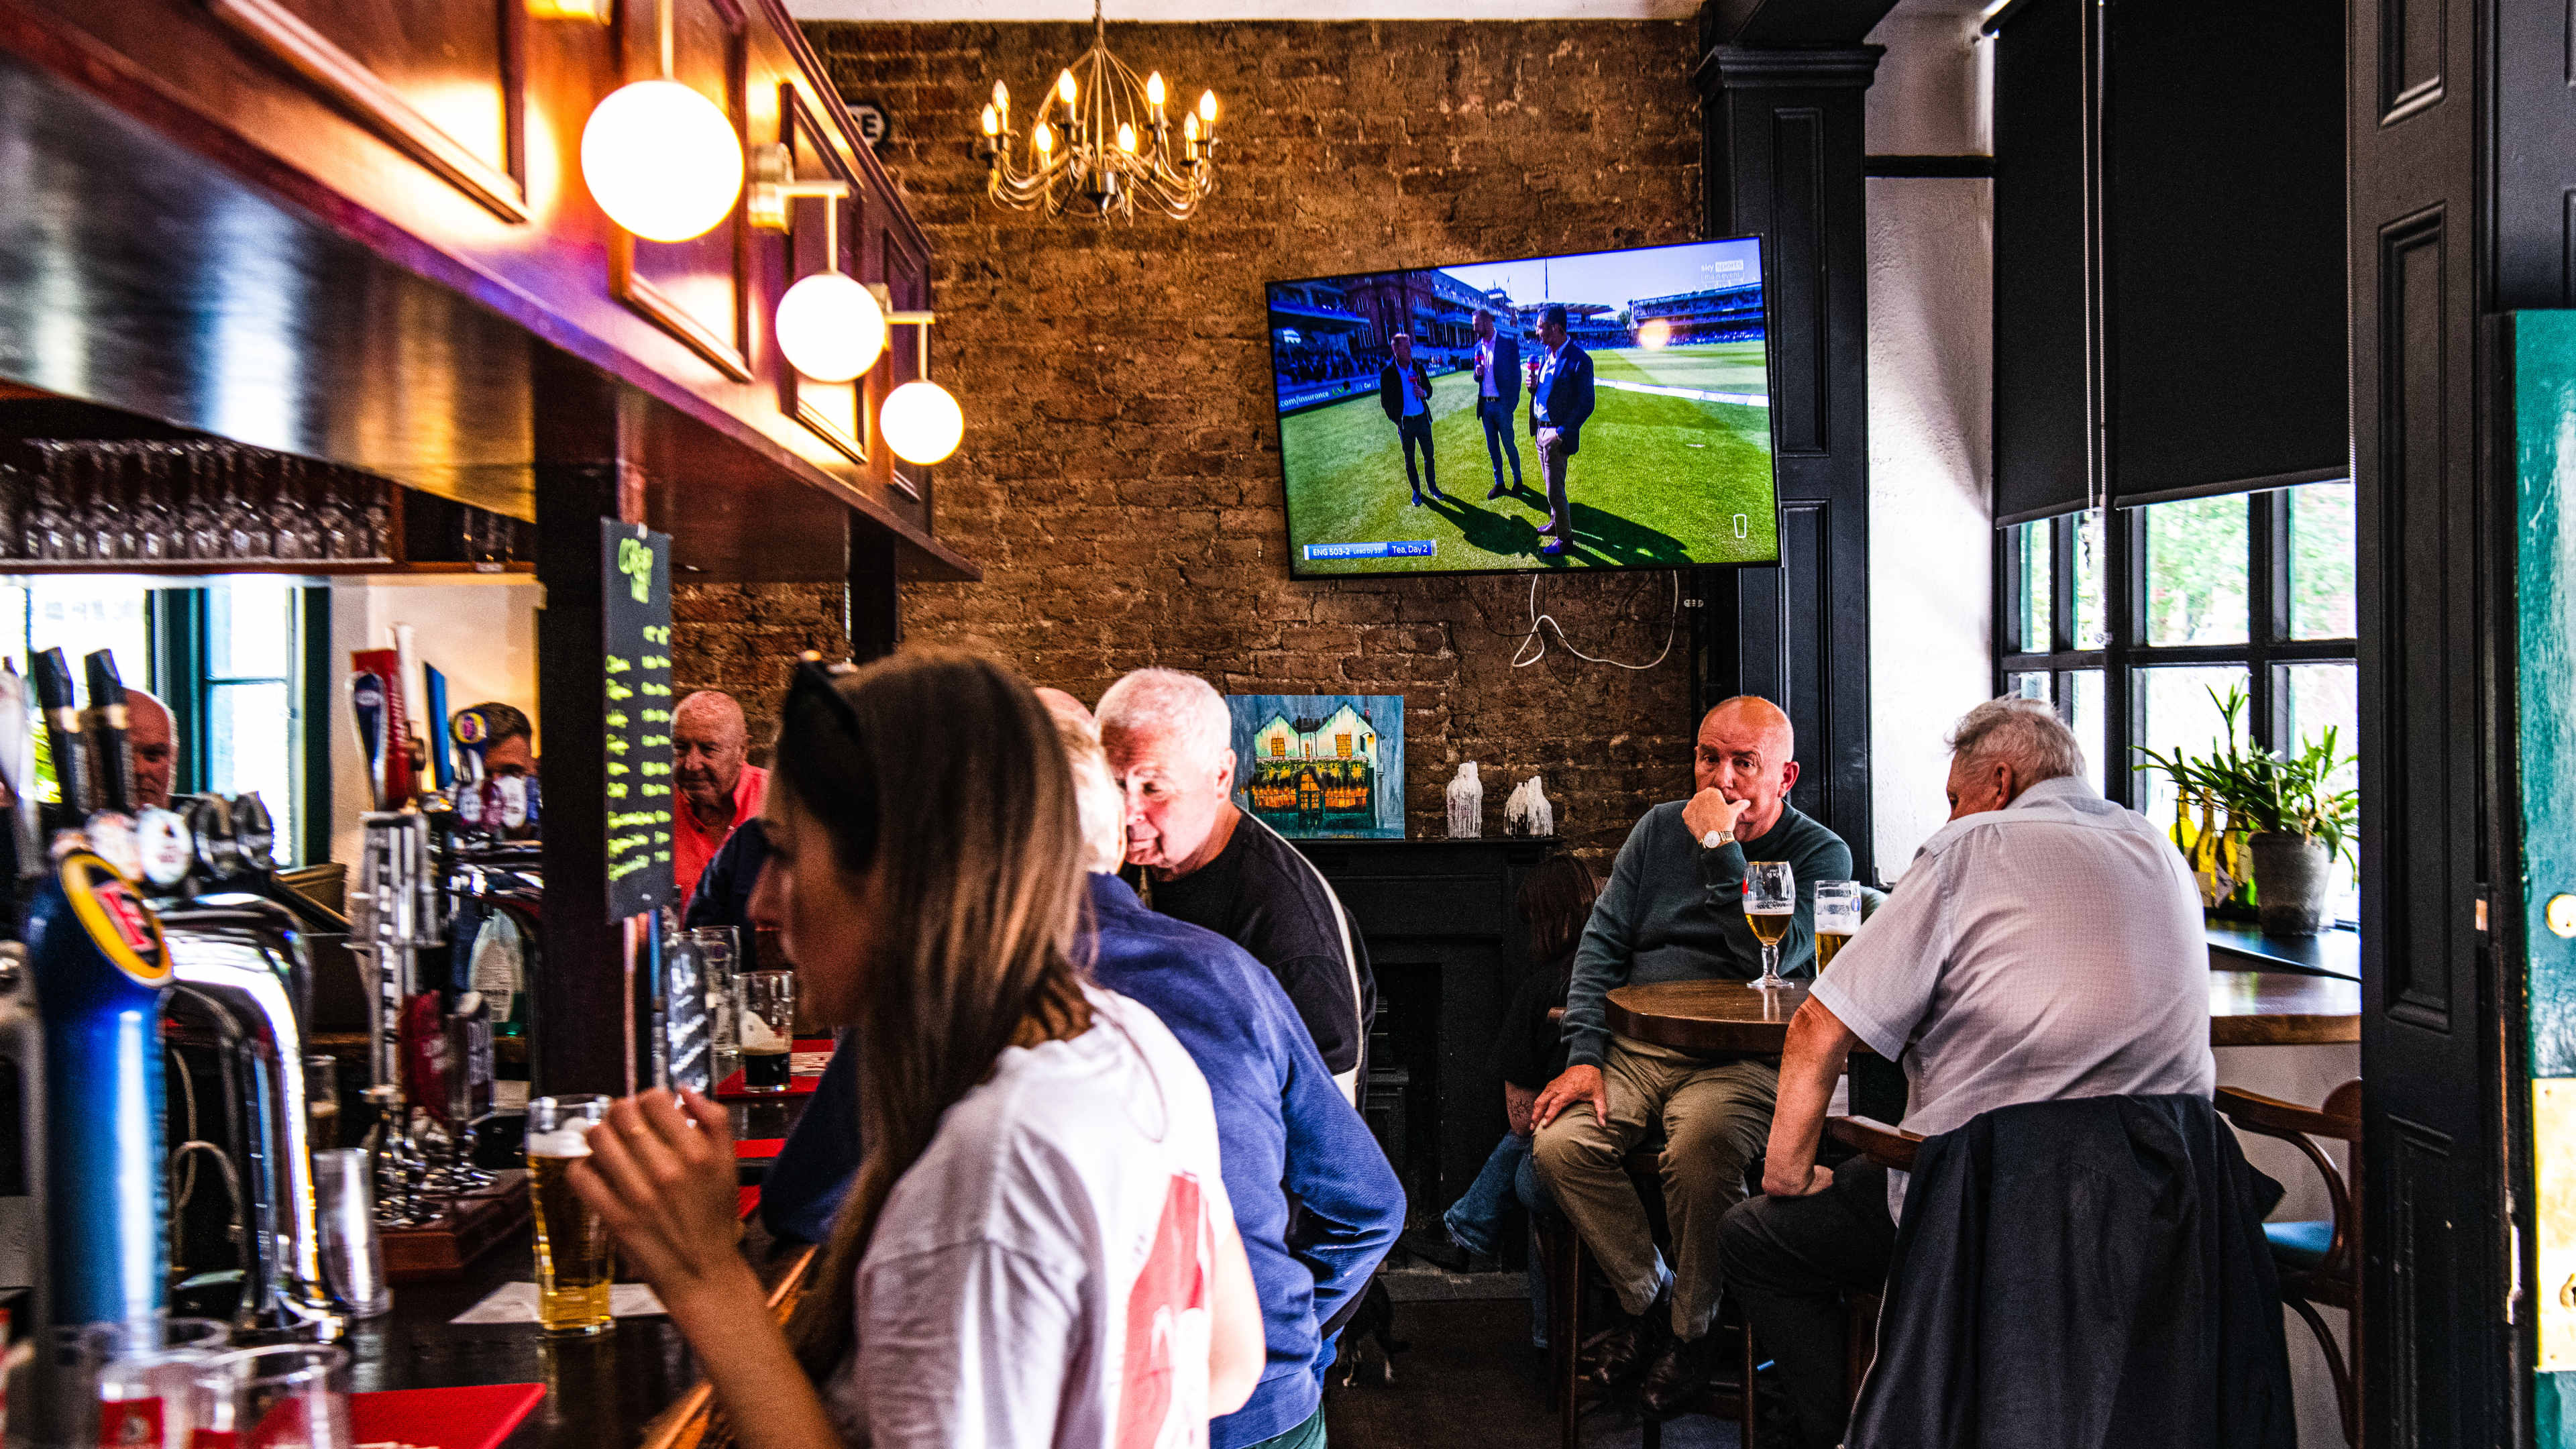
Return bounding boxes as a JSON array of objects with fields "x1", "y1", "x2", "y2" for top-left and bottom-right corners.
[
  {"x1": 350, "y1": 1384, "x2": 544, "y2": 1449},
  {"x1": 447, "y1": 1282, "x2": 669, "y2": 1324},
  {"x1": 734, "y1": 1138, "x2": 784, "y2": 1161}
]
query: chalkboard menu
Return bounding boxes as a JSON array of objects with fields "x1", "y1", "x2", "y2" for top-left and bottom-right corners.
[{"x1": 602, "y1": 520, "x2": 676, "y2": 920}]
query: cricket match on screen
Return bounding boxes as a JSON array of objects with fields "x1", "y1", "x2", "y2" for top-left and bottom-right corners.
[{"x1": 1265, "y1": 235, "x2": 1781, "y2": 578}]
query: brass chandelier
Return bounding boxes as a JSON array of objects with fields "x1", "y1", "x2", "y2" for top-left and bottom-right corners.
[{"x1": 978, "y1": 0, "x2": 1220, "y2": 221}]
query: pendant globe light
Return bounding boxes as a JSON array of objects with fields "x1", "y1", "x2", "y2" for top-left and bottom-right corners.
[
  {"x1": 882, "y1": 377, "x2": 965, "y2": 466},
  {"x1": 580, "y1": 0, "x2": 743, "y2": 243},
  {"x1": 747, "y1": 146, "x2": 887, "y2": 383}
]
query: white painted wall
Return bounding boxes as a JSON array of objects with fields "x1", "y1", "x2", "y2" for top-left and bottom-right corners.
[
  {"x1": 327, "y1": 579, "x2": 541, "y2": 866},
  {"x1": 1863, "y1": 3, "x2": 1994, "y2": 876}
]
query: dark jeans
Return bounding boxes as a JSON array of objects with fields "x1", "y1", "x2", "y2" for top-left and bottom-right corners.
[
  {"x1": 1717, "y1": 1162, "x2": 1899, "y2": 1449},
  {"x1": 1396, "y1": 411, "x2": 1436, "y2": 494},
  {"x1": 1478, "y1": 396, "x2": 1521, "y2": 486},
  {"x1": 1438, "y1": 1132, "x2": 1563, "y2": 1346}
]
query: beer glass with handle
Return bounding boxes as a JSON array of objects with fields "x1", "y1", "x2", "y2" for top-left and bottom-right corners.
[
  {"x1": 1744, "y1": 860, "x2": 1797, "y2": 991},
  {"x1": 527, "y1": 1095, "x2": 614, "y2": 1335},
  {"x1": 1813, "y1": 880, "x2": 1864, "y2": 974}
]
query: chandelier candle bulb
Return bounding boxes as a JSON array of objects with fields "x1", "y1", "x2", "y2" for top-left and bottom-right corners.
[
  {"x1": 1199, "y1": 89, "x2": 1218, "y2": 127},
  {"x1": 1117, "y1": 122, "x2": 1137, "y2": 155},
  {"x1": 1146, "y1": 70, "x2": 1167, "y2": 111},
  {"x1": 981, "y1": 105, "x2": 999, "y2": 138}
]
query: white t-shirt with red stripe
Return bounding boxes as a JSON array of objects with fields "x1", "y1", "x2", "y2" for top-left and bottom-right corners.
[{"x1": 825, "y1": 987, "x2": 1232, "y2": 1449}]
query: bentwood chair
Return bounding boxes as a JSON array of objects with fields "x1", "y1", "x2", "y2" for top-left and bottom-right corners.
[{"x1": 2216, "y1": 1080, "x2": 2362, "y2": 1446}]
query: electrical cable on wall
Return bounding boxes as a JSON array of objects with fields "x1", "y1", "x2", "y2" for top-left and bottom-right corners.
[{"x1": 1511, "y1": 570, "x2": 1680, "y2": 671}]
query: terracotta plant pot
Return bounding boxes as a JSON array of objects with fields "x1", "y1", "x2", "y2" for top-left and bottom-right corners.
[{"x1": 2249, "y1": 832, "x2": 2332, "y2": 935}]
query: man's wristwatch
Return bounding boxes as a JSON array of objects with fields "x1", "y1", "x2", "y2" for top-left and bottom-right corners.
[{"x1": 1700, "y1": 828, "x2": 1734, "y2": 850}]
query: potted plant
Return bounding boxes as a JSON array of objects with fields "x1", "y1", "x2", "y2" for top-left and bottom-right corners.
[{"x1": 2135, "y1": 686, "x2": 2357, "y2": 935}]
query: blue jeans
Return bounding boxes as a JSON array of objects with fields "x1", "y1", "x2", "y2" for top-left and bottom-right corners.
[
  {"x1": 1479, "y1": 396, "x2": 1521, "y2": 486},
  {"x1": 1441, "y1": 1133, "x2": 1564, "y2": 1346}
]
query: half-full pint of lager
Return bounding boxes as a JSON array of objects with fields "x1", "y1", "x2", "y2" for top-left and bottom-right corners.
[
  {"x1": 1813, "y1": 879, "x2": 1865, "y2": 972},
  {"x1": 737, "y1": 970, "x2": 796, "y2": 1095},
  {"x1": 527, "y1": 1095, "x2": 614, "y2": 1334}
]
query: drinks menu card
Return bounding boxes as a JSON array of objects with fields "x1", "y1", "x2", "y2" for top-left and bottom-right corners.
[{"x1": 601, "y1": 520, "x2": 675, "y2": 920}]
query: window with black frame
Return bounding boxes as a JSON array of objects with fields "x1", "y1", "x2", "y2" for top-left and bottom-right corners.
[{"x1": 1997, "y1": 482, "x2": 2358, "y2": 916}]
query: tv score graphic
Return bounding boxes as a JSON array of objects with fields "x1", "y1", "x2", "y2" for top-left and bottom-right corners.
[{"x1": 602, "y1": 520, "x2": 675, "y2": 920}]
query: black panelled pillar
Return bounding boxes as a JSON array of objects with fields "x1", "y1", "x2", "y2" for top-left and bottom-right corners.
[
  {"x1": 847, "y1": 515, "x2": 901, "y2": 664},
  {"x1": 1690, "y1": 29, "x2": 1884, "y2": 881},
  {"x1": 530, "y1": 343, "x2": 650, "y2": 1099}
]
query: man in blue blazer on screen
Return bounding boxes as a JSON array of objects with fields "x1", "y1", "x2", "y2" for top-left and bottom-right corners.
[
  {"x1": 1528, "y1": 304, "x2": 1596, "y2": 556},
  {"x1": 1379, "y1": 333, "x2": 1447, "y2": 506},
  {"x1": 1473, "y1": 309, "x2": 1523, "y2": 499}
]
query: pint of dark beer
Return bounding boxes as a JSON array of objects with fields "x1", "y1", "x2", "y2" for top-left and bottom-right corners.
[{"x1": 736, "y1": 970, "x2": 796, "y2": 1095}]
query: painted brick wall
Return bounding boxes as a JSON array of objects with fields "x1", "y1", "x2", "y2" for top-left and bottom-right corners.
[{"x1": 792, "y1": 19, "x2": 1703, "y2": 852}]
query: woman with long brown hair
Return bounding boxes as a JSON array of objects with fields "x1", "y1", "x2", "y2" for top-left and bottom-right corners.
[{"x1": 568, "y1": 649, "x2": 1263, "y2": 1448}]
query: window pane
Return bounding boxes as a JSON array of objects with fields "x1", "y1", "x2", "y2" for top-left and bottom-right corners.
[
  {"x1": 2006, "y1": 671, "x2": 2051, "y2": 702},
  {"x1": 2143, "y1": 496, "x2": 2251, "y2": 645},
  {"x1": 208, "y1": 578, "x2": 294, "y2": 680},
  {"x1": 2073, "y1": 508, "x2": 2108, "y2": 648},
  {"x1": 2067, "y1": 669, "x2": 2106, "y2": 797},
  {"x1": 2285, "y1": 661, "x2": 2360, "y2": 923},
  {"x1": 26, "y1": 581, "x2": 149, "y2": 688},
  {"x1": 2290, "y1": 482, "x2": 2357, "y2": 640},
  {"x1": 209, "y1": 680, "x2": 294, "y2": 866},
  {"x1": 2136, "y1": 664, "x2": 2255, "y2": 828},
  {"x1": 2013, "y1": 523, "x2": 2053, "y2": 653}
]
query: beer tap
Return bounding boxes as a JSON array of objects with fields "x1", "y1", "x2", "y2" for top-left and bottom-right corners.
[
  {"x1": 30, "y1": 648, "x2": 89, "y2": 840},
  {"x1": 80, "y1": 650, "x2": 142, "y2": 881},
  {"x1": 347, "y1": 814, "x2": 436, "y2": 1226}
]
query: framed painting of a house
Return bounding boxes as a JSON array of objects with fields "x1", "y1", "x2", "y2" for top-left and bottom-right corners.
[{"x1": 1227, "y1": 694, "x2": 1405, "y2": 839}]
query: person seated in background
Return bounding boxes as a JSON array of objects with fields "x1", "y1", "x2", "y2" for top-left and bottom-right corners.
[
  {"x1": 1719, "y1": 697, "x2": 2216, "y2": 1449},
  {"x1": 1044, "y1": 688, "x2": 1405, "y2": 1449},
  {"x1": 127, "y1": 688, "x2": 176, "y2": 809},
  {"x1": 1399, "y1": 851, "x2": 1596, "y2": 1346},
  {"x1": 1529, "y1": 696, "x2": 1853, "y2": 1417},
  {"x1": 568, "y1": 649, "x2": 1264, "y2": 1448},
  {"x1": 462, "y1": 701, "x2": 536, "y2": 776},
  {"x1": 672, "y1": 689, "x2": 767, "y2": 909},
  {"x1": 1097, "y1": 667, "x2": 1376, "y2": 1106}
]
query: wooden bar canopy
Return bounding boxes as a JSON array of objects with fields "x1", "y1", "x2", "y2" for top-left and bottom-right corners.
[{"x1": 0, "y1": 0, "x2": 971, "y2": 583}]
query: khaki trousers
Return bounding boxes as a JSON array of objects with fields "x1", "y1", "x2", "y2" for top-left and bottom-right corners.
[
  {"x1": 1535, "y1": 426, "x2": 1572, "y2": 537},
  {"x1": 1532, "y1": 1035, "x2": 1778, "y2": 1340}
]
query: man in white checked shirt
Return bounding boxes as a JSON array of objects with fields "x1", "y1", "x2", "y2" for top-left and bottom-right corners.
[{"x1": 1715, "y1": 696, "x2": 2216, "y2": 1449}]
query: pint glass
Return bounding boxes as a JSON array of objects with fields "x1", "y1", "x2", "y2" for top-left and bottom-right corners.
[
  {"x1": 737, "y1": 971, "x2": 795, "y2": 1095},
  {"x1": 526, "y1": 1095, "x2": 612, "y2": 1335},
  {"x1": 1813, "y1": 880, "x2": 1864, "y2": 972}
]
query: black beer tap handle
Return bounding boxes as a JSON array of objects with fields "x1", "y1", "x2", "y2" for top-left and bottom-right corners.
[
  {"x1": 83, "y1": 651, "x2": 133, "y2": 816},
  {"x1": 32, "y1": 648, "x2": 89, "y2": 826}
]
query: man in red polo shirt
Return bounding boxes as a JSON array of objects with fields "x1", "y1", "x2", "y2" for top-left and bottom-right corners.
[{"x1": 672, "y1": 689, "x2": 767, "y2": 908}]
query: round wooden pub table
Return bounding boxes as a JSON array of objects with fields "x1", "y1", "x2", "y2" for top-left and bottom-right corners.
[{"x1": 1604, "y1": 969, "x2": 2362, "y2": 1055}]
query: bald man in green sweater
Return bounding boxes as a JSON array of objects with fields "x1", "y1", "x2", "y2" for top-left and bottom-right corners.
[{"x1": 1532, "y1": 696, "x2": 1854, "y2": 1417}]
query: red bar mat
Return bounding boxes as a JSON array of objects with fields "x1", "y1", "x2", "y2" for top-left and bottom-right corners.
[
  {"x1": 737, "y1": 1185, "x2": 761, "y2": 1220},
  {"x1": 349, "y1": 1383, "x2": 543, "y2": 1449},
  {"x1": 712, "y1": 1070, "x2": 821, "y2": 1100},
  {"x1": 735, "y1": 1138, "x2": 784, "y2": 1161}
]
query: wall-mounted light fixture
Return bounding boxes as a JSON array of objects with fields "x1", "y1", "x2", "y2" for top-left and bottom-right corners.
[
  {"x1": 579, "y1": 0, "x2": 742, "y2": 243},
  {"x1": 748, "y1": 144, "x2": 886, "y2": 384},
  {"x1": 877, "y1": 307, "x2": 962, "y2": 466},
  {"x1": 527, "y1": 0, "x2": 610, "y2": 22}
]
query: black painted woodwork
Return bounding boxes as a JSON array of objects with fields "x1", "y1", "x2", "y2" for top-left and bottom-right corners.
[
  {"x1": 1291, "y1": 837, "x2": 1558, "y2": 1208},
  {"x1": 849, "y1": 515, "x2": 900, "y2": 664},
  {"x1": 1990, "y1": 0, "x2": 2091, "y2": 526},
  {"x1": 1690, "y1": 37, "x2": 1882, "y2": 883},
  {"x1": 1990, "y1": 0, "x2": 2347, "y2": 523},
  {"x1": 2349, "y1": 0, "x2": 2576, "y2": 1439},
  {"x1": 530, "y1": 347, "x2": 648, "y2": 1100}
]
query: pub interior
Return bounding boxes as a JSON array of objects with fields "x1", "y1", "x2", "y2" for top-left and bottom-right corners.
[{"x1": 0, "y1": 0, "x2": 2560, "y2": 1445}]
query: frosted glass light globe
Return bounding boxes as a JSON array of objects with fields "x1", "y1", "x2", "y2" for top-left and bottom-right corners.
[
  {"x1": 881, "y1": 380, "x2": 965, "y2": 465},
  {"x1": 582, "y1": 79, "x2": 743, "y2": 243},
  {"x1": 775, "y1": 272, "x2": 887, "y2": 382}
]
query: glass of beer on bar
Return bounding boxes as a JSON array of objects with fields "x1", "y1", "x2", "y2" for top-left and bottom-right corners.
[
  {"x1": 526, "y1": 1095, "x2": 613, "y2": 1335},
  {"x1": 737, "y1": 970, "x2": 796, "y2": 1094},
  {"x1": 1744, "y1": 860, "x2": 1796, "y2": 991},
  {"x1": 1813, "y1": 880, "x2": 1864, "y2": 973}
]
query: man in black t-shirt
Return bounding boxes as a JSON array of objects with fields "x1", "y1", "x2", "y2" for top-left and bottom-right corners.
[{"x1": 1097, "y1": 668, "x2": 1376, "y2": 1105}]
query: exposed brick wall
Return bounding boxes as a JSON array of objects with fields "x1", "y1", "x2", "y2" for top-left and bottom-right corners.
[
  {"x1": 672, "y1": 582, "x2": 849, "y2": 767},
  {"x1": 800, "y1": 19, "x2": 1702, "y2": 853}
]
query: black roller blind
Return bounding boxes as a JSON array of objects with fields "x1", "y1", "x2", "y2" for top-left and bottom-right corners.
[{"x1": 1992, "y1": 0, "x2": 2092, "y2": 526}]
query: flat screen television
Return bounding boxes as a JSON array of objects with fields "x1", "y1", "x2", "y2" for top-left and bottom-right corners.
[{"x1": 1266, "y1": 235, "x2": 1778, "y2": 577}]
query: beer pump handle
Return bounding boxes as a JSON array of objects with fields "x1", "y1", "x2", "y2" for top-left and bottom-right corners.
[
  {"x1": 32, "y1": 648, "x2": 89, "y2": 826},
  {"x1": 83, "y1": 650, "x2": 133, "y2": 816},
  {"x1": 351, "y1": 672, "x2": 388, "y2": 813}
]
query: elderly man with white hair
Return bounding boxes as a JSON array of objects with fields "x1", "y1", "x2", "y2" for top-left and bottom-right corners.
[
  {"x1": 1717, "y1": 696, "x2": 2216, "y2": 1449},
  {"x1": 1044, "y1": 690, "x2": 1403, "y2": 1449},
  {"x1": 1096, "y1": 667, "x2": 1376, "y2": 1104}
]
